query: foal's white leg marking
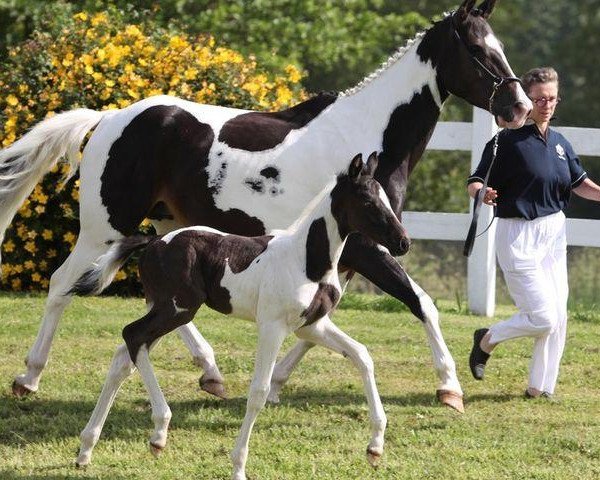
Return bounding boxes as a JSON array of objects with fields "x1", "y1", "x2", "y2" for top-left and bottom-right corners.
[
  {"x1": 76, "y1": 344, "x2": 136, "y2": 467},
  {"x1": 13, "y1": 235, "x2": 110, "y2": 394},
  {"x1": 135, "y1": 343, "x2": 172, "y2": 455},
  {"x1": 267, "y1": 340, "x2": 316, "y2": 404},
  {"x1": 231, "y1": 322, "x2": 288, "y2": 480},
  {"x1": 406, "y1": 275, "x2": 463, "y2": 395},
  {"x1": 295, "y1": 315, "x2": 386, "y2": 465},
  {"x1": 177, "y1": 322, "x2": 226, "y2": 386}
]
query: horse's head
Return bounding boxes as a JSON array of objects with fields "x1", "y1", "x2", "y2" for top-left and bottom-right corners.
[
  {"x1": 426, "y1": 0, "x2": 531, "y2": 128},
  {"x1": 332, "y1": 153, "x2": 410, "y2": 256}
]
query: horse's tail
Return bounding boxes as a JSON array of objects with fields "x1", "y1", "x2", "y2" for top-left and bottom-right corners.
[
  {"x1": 69, "y1": 235, "x2": 158, "y2": 296},
  {"x1": 0, "y1": 108, "x2": 109, "y2": 262}
]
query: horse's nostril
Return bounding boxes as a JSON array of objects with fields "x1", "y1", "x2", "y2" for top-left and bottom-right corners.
[{"x1": 399, "y1": 237, "x2": 411, "y2": 254}]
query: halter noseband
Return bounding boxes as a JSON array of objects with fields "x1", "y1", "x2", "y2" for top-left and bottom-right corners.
[{"x1": 451, "y1": 14, "x2": 522, "y2": 112}]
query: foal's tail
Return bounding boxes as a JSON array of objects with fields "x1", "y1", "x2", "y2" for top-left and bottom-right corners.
[
  {"x1": 69, "y1": 235, "x2": 158, "y2": 296},
  {"x1": 0, "y1": 108, "x2": 109, "y2": 263}
]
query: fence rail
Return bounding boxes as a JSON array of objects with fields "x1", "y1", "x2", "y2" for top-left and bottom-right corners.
[{"x1": 404, "y1": 107, "x2": 600, "y2": 316}]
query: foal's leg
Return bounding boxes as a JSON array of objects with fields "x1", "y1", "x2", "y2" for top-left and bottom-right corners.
[
  {"x1": 151, "y1": 218, "x2": 226, "y2": 399},
  {"x1": 295, "y1": 315, "x2": 386, "y2": 465},
  {"x1": 76, "y1": 344, "x2": 136, "y2": 467},
  {"x1": 13, "y1": 234, "x2": 112, "y2": 396},
  {"x1": 177, "y1": 324, "x2": 227, "y2": 398},
  {"x1": 135, "y1": 342, "x2": 172, "y2": 455},
  {"x1": 267, "y1": 339, "x2": 315, "y2": 404},
  {"x1": 231, "y1": 322, "x2": 288, "y2": 480},
  {"x1": 342, "y1": 238, "x2": 464, "y2": 412}
]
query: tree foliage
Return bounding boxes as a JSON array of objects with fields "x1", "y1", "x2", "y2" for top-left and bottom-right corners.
[{"x1": 0, "y1": 6, "x2": 305, "y2": 292}]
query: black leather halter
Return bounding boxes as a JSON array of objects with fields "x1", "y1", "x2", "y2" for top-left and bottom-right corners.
[{"x1": 451, "y1": 15, "x2": 522, "y2": 113}]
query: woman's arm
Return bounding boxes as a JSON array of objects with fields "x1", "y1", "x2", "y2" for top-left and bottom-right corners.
[{"x1": 573, "y1": 178, "x2": 600, "y2": 201}]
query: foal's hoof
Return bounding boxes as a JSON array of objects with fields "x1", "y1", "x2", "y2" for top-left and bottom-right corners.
[
  {"x1": 366, "y1": 447, "x2": 382, "y2": 467},
  {"x1": 75, "y1": 454, "x2": 91, "y2": 468},
  {"x1": 436, "y1": 389, "x2": 465, "y2": 414},
  {"x1": 149, "y1": 442, "x2": 164, "y2": 457},
  {"x1": 199, "y1": 375, "x2": 228, "y2": 400},
  {"x1": 12, "y1": 380, "x2": 35, "y2": 398}
]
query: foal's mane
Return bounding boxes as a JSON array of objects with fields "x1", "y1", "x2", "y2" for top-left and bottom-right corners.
[{"x1": 341, "y1": 11, "x2": 453, "y2": 97}]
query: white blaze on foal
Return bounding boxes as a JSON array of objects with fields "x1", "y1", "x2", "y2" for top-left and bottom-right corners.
[{"x1": 73, "y1": 153, "x2": 409, "y2": 480}]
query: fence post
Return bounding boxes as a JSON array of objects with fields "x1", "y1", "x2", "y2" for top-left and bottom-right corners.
[{"x1": 467, "y1": 107, "x2": 498, "y2": 316}]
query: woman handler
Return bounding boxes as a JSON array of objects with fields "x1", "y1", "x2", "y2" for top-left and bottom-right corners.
[{"x1": 467, "y1": 67, "x2": 600, "y2": 398}]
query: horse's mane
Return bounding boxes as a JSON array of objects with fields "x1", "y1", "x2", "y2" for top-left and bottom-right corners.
[{"x1": 341, "y1": 11, "x2": 453, "y2": 97}]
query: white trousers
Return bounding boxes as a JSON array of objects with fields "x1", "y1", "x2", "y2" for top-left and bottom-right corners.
[{"x1": 489, "y1": 211, "x2": 568, "y2": 394}]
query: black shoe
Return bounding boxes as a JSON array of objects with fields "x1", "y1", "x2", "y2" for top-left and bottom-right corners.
[
  {"x1": 469, "y1": 328, "x2": 490, "y2": 380},
  {"x1": 524, "y1": 389, "x2": 552, "y2": 399}
]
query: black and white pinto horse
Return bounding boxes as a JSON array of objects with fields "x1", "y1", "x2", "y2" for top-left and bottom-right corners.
[
  {"x1": 0, "y1": 1, "x2": 531, "y2": 413},
  {"x1": 74, "y1": 154, "x2": 406, "y2": 479}
]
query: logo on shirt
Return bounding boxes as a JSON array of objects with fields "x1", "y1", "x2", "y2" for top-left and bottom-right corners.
[{"x1": 555, "y1": 144, "x2": 566, "y2": 160}]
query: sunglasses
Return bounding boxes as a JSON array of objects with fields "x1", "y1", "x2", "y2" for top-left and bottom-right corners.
[{"x1": 530, "y1": 96, "x2": 561, "y2": 107}]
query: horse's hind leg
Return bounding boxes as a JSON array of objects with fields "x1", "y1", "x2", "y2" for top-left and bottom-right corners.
[
  {"x1": 267, "y1": 340, "x2": 315, "y2": 404},
  {"x1": 177, "y1": 325, "x2": 227, "y2": 398},
  {"x1": 151, "y1": 217, "x2": 226, "y2": 399},
  {"x1": 12, "y1": 234, "x2": 114, "y2": 396}
]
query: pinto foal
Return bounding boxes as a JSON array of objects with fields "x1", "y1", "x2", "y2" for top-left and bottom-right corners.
[{"x1": 73, "y1": 153, "x2": 408, "y2": 479}]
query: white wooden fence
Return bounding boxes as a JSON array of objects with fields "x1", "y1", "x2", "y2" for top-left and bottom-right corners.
[{"x1": 404, "y1": 107, "x2": 600, "y2": 316}]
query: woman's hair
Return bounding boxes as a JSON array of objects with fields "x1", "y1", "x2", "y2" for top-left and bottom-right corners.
[{"x1": 521, "y1": 67, "x2": 559, "y2": 93}]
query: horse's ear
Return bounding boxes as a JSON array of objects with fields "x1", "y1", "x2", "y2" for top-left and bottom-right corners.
[
  {"x1": 348, "y1": 153, "x2": 363, "y2": 180},
  {"x1": 457, "y1": 0, "x2": 477, "y2": 21},
  {"x1": 363, "y1": 151, "x2": 379, "y2": 177},
  {"x1": 477, "y1": 0, "x2": 497, "y2": 18}
]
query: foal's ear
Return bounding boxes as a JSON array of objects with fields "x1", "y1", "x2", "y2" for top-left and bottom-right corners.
[
  {"x1": 363, "y1": 151, "x2": 379, "y2": 177},
  {"x1": 348, "y1": 153, "x2": 363, "y2": 180},
  {"x1": 477, "y1": 0, "x2": 497, "y2": 18},
  {"x1": 457, "y1": 0, "x2": 477, "y2": 21}
]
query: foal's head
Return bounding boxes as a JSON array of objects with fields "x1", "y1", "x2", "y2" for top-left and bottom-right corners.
[
  {"x1": 423, "y1": 0, "x2": 531, "y2": 128},
  {"x1": 331, "y1": 153, "x2": 410, "y2": 256}
]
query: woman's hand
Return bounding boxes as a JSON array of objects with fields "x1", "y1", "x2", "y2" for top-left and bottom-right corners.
[
  {"x1": 468, "y1": 182, "x2": 498, "y2": 206},
  {"x1": 482, "y1": 187, "x2": 498, "y2": 206}
]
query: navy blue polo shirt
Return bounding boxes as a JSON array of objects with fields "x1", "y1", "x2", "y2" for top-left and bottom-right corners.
[{"x1": 467, "y1": 124, "x2": 587, "y2": 220}]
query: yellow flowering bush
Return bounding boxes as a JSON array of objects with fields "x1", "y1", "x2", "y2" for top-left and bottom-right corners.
[{"x1": 0, "y1": 8, "x2": 306, "y2": 294}]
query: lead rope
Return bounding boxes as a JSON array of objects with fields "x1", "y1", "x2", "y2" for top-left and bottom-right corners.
[{"x1": 463, "y1": 132, "x2": 499, "y2": 257}]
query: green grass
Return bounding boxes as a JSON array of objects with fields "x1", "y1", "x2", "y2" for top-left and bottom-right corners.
[{"x1": 1, "y1": 293, "x2": 599, "y2": 479}]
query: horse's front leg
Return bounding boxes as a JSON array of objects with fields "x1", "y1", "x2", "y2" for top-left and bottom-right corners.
[
  {"x1": 295, "y1": 315, "x2": 386, "y2": 466},
  {"x1": 342, "y1": 236, "x2": 464, "y2": 412},
  {"x1": 231, "y1": 321, "x2": 288, "y2": 480}
]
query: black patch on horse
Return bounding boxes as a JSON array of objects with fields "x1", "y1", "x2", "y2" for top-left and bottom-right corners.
[
  {"x1": 209, "y1": 162, "x2": 228, "y2": 195},
  {"x1": 244, "y1": 178, "x2": 264, "y2": 193},
  {"x1": 260, "y1": 166, "x2": 280, "y2": 181},
  {"x1": 376, "y1": 85, "x2": 443, "y2": 213},
  {"x1": 101, "y1": 105, "x2": 265, "y2": 236},
  {"x1": 218, "y1": 92, "x2": 338, "y2": 151},
  {"x1": 306, "y1": 217, "x2": 331, "y2": 281},
  {"x1": 301, "y1": 282, "x2": 340, "y2": 326},
  {"x1": 139, "y1": 231, "x2": 273, "y2": 316}
]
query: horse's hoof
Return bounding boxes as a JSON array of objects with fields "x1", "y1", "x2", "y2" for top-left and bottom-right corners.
[
  {"x1": 366, "y1": 447, "x2": 382, "y2": 467},
  {"x1": 199, "y1": 375, "x2": 228, "y2": 400},
  {"x1": 149, "y1": 442, "x2": 164, "y2": 457},
  {"x1": 436, "y1": 389, "x2": 465, "y2": 413},
  {"x1": 75, "y1": 455, "x2": 90, "y2": 468},
  {"x1": 12, "y1": 380, "x2": 35, "y2": 398}
]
